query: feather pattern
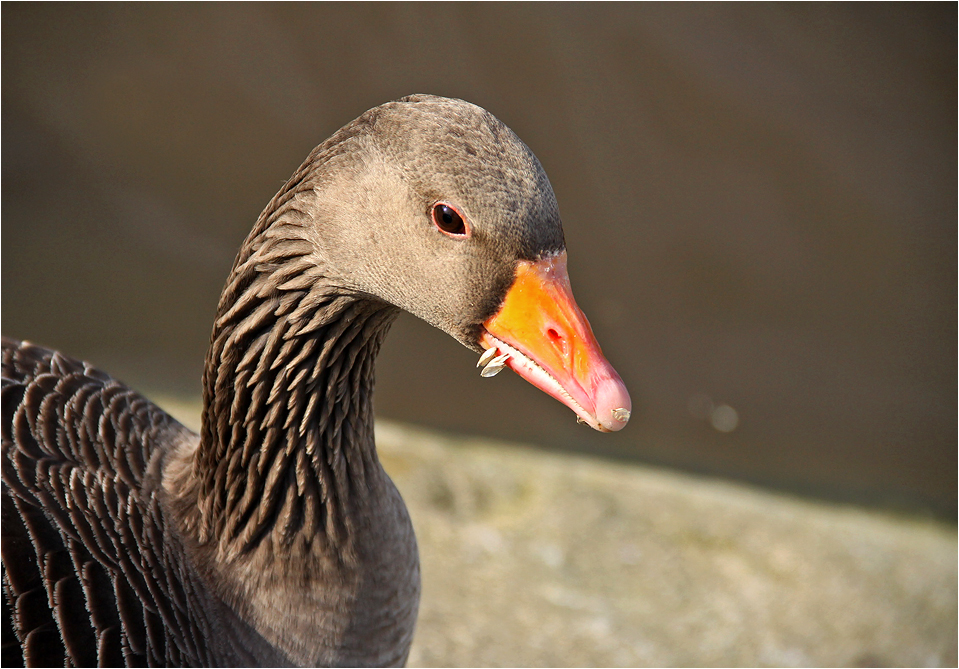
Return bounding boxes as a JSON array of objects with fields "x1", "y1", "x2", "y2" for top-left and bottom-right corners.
[{"x1": 2, "y1": 340, "x2": 282, "y2": 667}]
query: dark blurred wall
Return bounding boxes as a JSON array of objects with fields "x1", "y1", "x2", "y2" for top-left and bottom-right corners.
[{"x1": 3, "y1": 4, "x2": 955, "y2": 515}]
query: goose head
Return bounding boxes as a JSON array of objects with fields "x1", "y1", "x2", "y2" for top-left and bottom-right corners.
[{"x1": 297, "y1": 94, "x2": 631, "y2": 432}]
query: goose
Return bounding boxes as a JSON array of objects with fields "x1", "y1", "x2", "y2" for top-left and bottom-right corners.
[{"x1": 1, "y1": 94, "x2": 630, "y2": 667}]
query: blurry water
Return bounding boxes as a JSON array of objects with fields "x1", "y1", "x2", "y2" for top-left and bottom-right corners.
[{"x1": 2, "y1": 4, "x2": 954, "y2": 515}]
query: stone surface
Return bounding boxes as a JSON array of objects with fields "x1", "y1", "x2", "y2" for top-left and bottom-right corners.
[
  {"x1": 374, "y1": 422, "x2": 956, "y2": 668},
  {"x1": 157, "y1": 399, "x2": 956, "y2": 667}
]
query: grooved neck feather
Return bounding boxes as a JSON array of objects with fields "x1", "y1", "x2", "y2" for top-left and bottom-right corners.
[{"x1": 193, "y1": 204, "x2": 399, "y2": 557}]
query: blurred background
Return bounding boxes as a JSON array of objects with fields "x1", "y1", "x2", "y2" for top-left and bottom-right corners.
[{"x1": 2, "y1": 3, "x2": 955, "y2": 518}]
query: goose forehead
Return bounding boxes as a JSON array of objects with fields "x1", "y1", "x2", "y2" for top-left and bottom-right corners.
[{"x1": 370, "y1": 102, "x2": 530, "y2": 164}]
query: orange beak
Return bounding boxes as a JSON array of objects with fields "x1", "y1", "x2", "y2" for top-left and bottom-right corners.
[{"x1": 479, "y1": 251, "x2": 631, "y2": 432}]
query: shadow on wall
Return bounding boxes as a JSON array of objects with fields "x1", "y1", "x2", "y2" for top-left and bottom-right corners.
[{"x1": 2, "y1": 3, "x2": 955, "y2": 516}]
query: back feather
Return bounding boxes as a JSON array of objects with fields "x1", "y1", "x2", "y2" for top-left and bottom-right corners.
[{"x1": 1, "y1": 338, "x2": 250, "y2": 667}]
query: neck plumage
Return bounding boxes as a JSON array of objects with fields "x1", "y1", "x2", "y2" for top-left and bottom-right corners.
[
  {"x1": 165, "y1": 176, "x2": 419, "y2": 669},
  {"x1": 186, "y1": 186, "x2": 399, "y2": 557}
]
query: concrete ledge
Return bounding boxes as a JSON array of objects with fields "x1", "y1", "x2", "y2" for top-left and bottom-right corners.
[{"x1": 375, "y1": 421, "x2": 956, "y2": 667}]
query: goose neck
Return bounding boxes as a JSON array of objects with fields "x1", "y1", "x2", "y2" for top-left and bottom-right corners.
[{"x1": 191, "y1": 226, "x2": 399, "y2": 555}]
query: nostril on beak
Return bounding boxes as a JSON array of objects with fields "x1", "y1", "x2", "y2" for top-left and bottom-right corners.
[{"x1": 546, "y1": 327, "x2": 569, "y2": 358}]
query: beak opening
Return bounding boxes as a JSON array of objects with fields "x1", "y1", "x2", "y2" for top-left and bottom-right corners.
[{"x1": 479, "y1": 252, "x2": 631, "y2": 432}]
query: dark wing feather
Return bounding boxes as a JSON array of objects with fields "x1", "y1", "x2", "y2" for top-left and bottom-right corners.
[{"x1": 1, "y1": 338, "x2": 217, "y2": 667}]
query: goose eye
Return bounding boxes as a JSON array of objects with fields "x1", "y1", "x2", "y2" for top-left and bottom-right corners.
[{"x1": 432, "y1": 203, "x2": 468, "y2": 236}]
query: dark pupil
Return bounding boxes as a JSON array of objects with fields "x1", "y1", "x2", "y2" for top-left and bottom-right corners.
[{"x1": 435, "y1": 204, "x2": 465, "y2": 234}]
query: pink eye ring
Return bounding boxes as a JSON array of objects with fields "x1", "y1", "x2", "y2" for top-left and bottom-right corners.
[{"x1": 431, "y1": 202, "x2": 469, "y2": 237}]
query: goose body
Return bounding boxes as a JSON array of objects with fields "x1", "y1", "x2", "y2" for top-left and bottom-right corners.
[{"x1": 2, "y1": 95, "x2": 630, "y2": 667}]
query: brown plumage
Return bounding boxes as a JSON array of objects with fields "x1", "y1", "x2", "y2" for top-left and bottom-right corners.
[{"x1": 2, "y1": 95, "x2": 629, "y2": 667}]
